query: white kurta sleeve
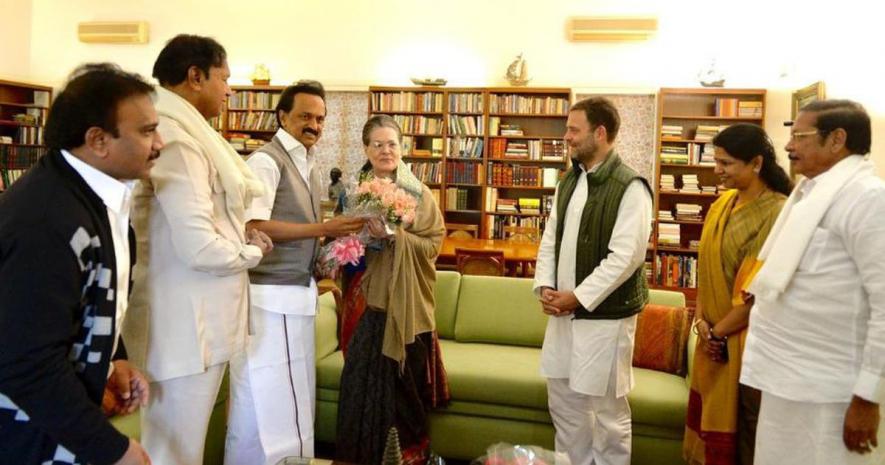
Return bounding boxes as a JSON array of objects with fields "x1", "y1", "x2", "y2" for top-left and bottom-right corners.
[
  {"x1": 245, "y1": 152, "x2": 280, "y2": 222},
  {"x1": 845, "y1": 186, "x2": 885, "y2": 404},
  {"x1": 533, "y1": 185, "x2": 559, "y2": 296},
  {"x1": 150, "y1": 139, "x2": 262, "y2": 276},
  {"x1": 573, "y1": 179, "x2": 652, "y2": 311}
]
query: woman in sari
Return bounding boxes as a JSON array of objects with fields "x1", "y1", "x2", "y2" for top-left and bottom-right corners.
[
  {"x1": 336, "y1": 115, "x2": 449, "y2": 465},
  {"x1": 683, "y1": 123, "x2": 792, "y2": 465}
]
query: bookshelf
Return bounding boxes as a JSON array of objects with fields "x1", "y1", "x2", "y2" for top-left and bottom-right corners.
[
  {"x1": 0, "y1": 80, "x2": 53, "y2": 191},
  {"x1": 222, "y1": 85, "x2": 286, "y2": 155},
  {"x1": 651, "y1": 88, "x2": 766, "y2": 301},
  {"x1": 368, "y1": 86, "x2": 570, "y2": 240}
]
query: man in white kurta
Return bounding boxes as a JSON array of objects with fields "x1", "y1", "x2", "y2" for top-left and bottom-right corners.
[
  {"x1": 534, "y1": 98, "x2": 652, "y2": 465},
  {"x1": 227, "y1": 81, "x2": 364, "y2": 465},
  {"x1": 741, "y1": 100, "x2": 884, "y2": 465},
  {"x1": 125, "y1": 35, "x2": 272, "y2": 465}
]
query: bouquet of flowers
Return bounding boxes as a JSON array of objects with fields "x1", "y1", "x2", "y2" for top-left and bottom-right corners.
[{"x1": 316, "y1": 176, "x2": 419, "y2": 278}]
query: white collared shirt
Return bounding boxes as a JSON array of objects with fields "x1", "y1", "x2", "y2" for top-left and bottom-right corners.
[
  {"x1": 741, "y1": 157, "x2": 885, "y2": 404},
  {"x1": 533, "y1": 160, "x2": 653, "y2": 396},
  {"x1": 61, "y1": 150, "x2": 135, "y2": 359},
  {"x1": 245, "y1": 128, "x2": 318, "y2": 315}
]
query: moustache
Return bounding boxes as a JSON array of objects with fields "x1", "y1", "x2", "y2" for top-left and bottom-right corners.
[{"x1": 303, "y1": 128, "x2": 319, "y2": 137}]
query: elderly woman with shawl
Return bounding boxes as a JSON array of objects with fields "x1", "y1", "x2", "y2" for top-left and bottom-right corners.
[
  {"x1": 336, "y1": 115, "x2": 448, "y2": 465},
  {"x1": 683, "y1": 123, "x2": 792, "y2": 465}
]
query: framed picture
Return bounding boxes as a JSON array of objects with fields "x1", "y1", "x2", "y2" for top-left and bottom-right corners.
[{"x1": 791, "y1": 81, "x2": 826, "y2": 120}]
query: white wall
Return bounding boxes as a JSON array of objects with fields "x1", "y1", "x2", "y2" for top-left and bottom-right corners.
[
  {"x1": 12, "y1": 0, "x2": 885, "y2": 174},
  {"x1": 0, "y1": 0, "x2": 33, "y2": 81}
]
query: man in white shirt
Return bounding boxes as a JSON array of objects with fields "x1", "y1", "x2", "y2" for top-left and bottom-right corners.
[
  {"x1": 741, "y1": 99, "x2": 884, "y2": 465},
  {"x1": 125, "y1": 35, "x2": 273, "y2": 465},
  {"x1": 0, "y1": 63, "x2": 158, "y2": 465},
  {"x1": 534, "y1": 97, "x2": 653, "y2": 465},
  {"x1": 228, "y1": 80, "x2": 364, "y2": 465}
]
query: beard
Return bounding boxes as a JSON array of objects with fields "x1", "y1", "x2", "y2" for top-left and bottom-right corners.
[{"x1": 570, "y1": 138, "x2": 597, "y2": 164}]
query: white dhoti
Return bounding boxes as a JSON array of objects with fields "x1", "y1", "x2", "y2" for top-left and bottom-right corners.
[
  {"x1": 755, "y1": 391, "x2": 884, "y2": 465},
  {"x1": 226, "y1": 308, "x2": 316, "y2": 465},
  {"x1": 141, "y1": 363, "x2": 228, "y2": 465}
]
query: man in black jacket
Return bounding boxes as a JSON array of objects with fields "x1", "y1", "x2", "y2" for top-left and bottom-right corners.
[{"x1": 0, "y1": 63, "x2": 161, "y2": 465}]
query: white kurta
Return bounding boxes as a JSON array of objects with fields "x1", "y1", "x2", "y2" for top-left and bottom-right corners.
[
  {"x1": 534, "y1": 163, "x2": 652, "y2": 397},
  {"x1": 741, "y1": 157, "x2": 885, "y2": 465},
  {"x1": 226, "y1": 128, "x2": 319, "y2": 465}
]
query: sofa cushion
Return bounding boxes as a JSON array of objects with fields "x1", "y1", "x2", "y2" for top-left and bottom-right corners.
[
  {"x1": 454, "y1": 275, "x2": 547, "y2": 347},
  {"x1": 633, "y1": 304, "x2": 692, "y2": 376},
  {"x1": 438, "y1": 340, "x2": 547, "y2": 410},
  {"x1": 434, "y1": 271, "x2": 461, "y2": 340}
]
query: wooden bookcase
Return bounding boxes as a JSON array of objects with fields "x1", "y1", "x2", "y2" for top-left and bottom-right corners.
[
  {"x1": 221, "y1": 85, "x2": 286, "y2": 155},
  {"x1": 651, "y1": 88, "x2": 766, "y2": 301},
  {"x1": 0, "y1": 79, "x2": 53, "y2": 191},
  {"x1": 368, "y1": 86, "x2": 570, "y2": 240}
]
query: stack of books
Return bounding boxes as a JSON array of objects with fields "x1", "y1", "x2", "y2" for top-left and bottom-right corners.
[
  {"x1": 660, "y1": 174, "x2": 676, "y2": 191},
  {"x1": 518, "y1": 198, "x2": 541, "y2": 215},
  {"x1": 658, "y1": 209, "x2": 675, "y2": 221},
  {"x1": 658, "y1": 223, "x2": 681, "y2": 246},
  {"x1": 738, "y1": 101, "x2": 763, "y2": 117},
  {"x1": 662, "y1": 125, "x2": 683, "y2": 139},
  {"x1": 695, "y1": 125, "x2": 727, "y2": 142},
  {"x1": 675, "y1": 203, "x2": 703, "y2": 222},
  {"x1": 681, "y1": 174, "x2": 701, "y2": 193},
  {"x1": 660, "y1": 146, "x2": 689, "y2": 164},
  {"x1": 699, "y1": 144, "x2": 716, "y2": 166}
]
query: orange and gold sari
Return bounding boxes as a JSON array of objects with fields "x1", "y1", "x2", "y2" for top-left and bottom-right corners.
[{"x1": 683, "y1": 189, "x2": 785, "y2": 465}]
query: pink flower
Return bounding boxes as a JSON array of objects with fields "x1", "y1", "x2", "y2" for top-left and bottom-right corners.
[{"x1": 328, "y1": 235, "x2": 365, "y2": 266}]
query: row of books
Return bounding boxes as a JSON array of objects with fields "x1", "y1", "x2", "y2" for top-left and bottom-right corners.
[
  {"x1": 654, "y1": 253, "x2": 698, "y2": 288},
  {"x1": 228, "y1": 111, "x2": 278, "y2": 132},
  {"x1": 659, "y1": 143, "x2": 715, "y2": 165},
  {"x1": 228, "y1": 91, "x2": 281, "y2": 110},
  {"x1": 714, "y1": 98, "x2": 763, "y2": 117},
  {"x1": 484, "y1": 188, "x2": 554, "y2": 215},
  {"x1": 391, "y1": 115, "x2": 443, "y2": 135},
  {"x1": 445, "y1": 187, "x2": 473, "y2": 211},
  {"x1": 448, "y1": 93, "x2": 484, "y2": 113},
  {"x1": 446, "y1": 161, "x2": 484, "y2": 184},
  {"x1": 12, "y1": 126, "x2": 44, "y2": 145},
  {"x1": 0, "y1": 145, "x2": 47, "y2": 190},
  {"x1": 372, "y1": 92, "x2": 444, "y2": 113},
  {"x1": 447, "y1": 137, "x2": 483, "y2": 159},
  {"x1": 488, "y1": 138, "x2": 565, "y2": 161},
  {"x1": 227, "y1": 134, "x2": 266, "y2": 153},
  {"x1": 487, "y1": 215, "x2": 548, "y2": 240},
  {"x1": 448, "y1": 115, "x2": 484, "y2": 136},
  {"x1": 487, "y1": 164, "x2": 560, "y2": 188},
  {"x1": 489, "y1": 95, "x2": 569, "y2": 115},
  {"x1": 407, "y1": 161, "x2": 442, "y2": 184}
]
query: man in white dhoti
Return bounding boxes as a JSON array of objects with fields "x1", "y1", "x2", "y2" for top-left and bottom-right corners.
[
  {"x1": 227, "y1": 80, "x2": 364, "y2": 465},
  {"x1": 741, "y1": 99, "x2": 884, "y2": 465},
  {"x1": 533, "y1": 97, "x2": 653, "y2": 465}
]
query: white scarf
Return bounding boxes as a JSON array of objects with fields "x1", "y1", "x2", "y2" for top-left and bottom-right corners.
[
  {"x1": 748, "y1": 155, "x2": 872, "y2": 301},
  {"x1": 153, "y1": 87, "x2": 264, "y2": 240}
]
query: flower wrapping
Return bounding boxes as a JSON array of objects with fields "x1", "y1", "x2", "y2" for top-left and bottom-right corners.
[{"x1": 316, "y1": 176, "x2": 418, "y2": 278}]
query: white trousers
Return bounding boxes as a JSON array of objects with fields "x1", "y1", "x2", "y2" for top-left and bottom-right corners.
[
  {"x1": 141, "y1": 362, "x2": 228, "y2": 465},
  {"x1": 547, "y1": 377, "x2": 631, "y2": 465},
  {"x1": 755, "y1": 391, "x2": 884, "y2": 465},
  {"x1": 225, "y1": 309, "x2": 316, "y2": 465}
]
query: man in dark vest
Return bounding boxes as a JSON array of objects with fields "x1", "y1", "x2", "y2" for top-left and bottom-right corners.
[
  {"x1": 234, "y1": 80, "x2": 365, "y2": 464},
  {"x1": 0, "y1": 63, "x2": 158, "y2": 465},
  {"x1": 533, "y1": 97, "x2": 653, "y2": 465}
]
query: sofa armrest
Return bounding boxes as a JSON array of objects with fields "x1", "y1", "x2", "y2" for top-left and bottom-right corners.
[{"x1": 316, "y1": 292, "x2": 340, "y2": 360}]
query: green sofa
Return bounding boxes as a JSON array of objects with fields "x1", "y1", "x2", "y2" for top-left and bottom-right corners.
[{"x1": 316, "y1": 271, "x2": 694, "y2": 465}]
